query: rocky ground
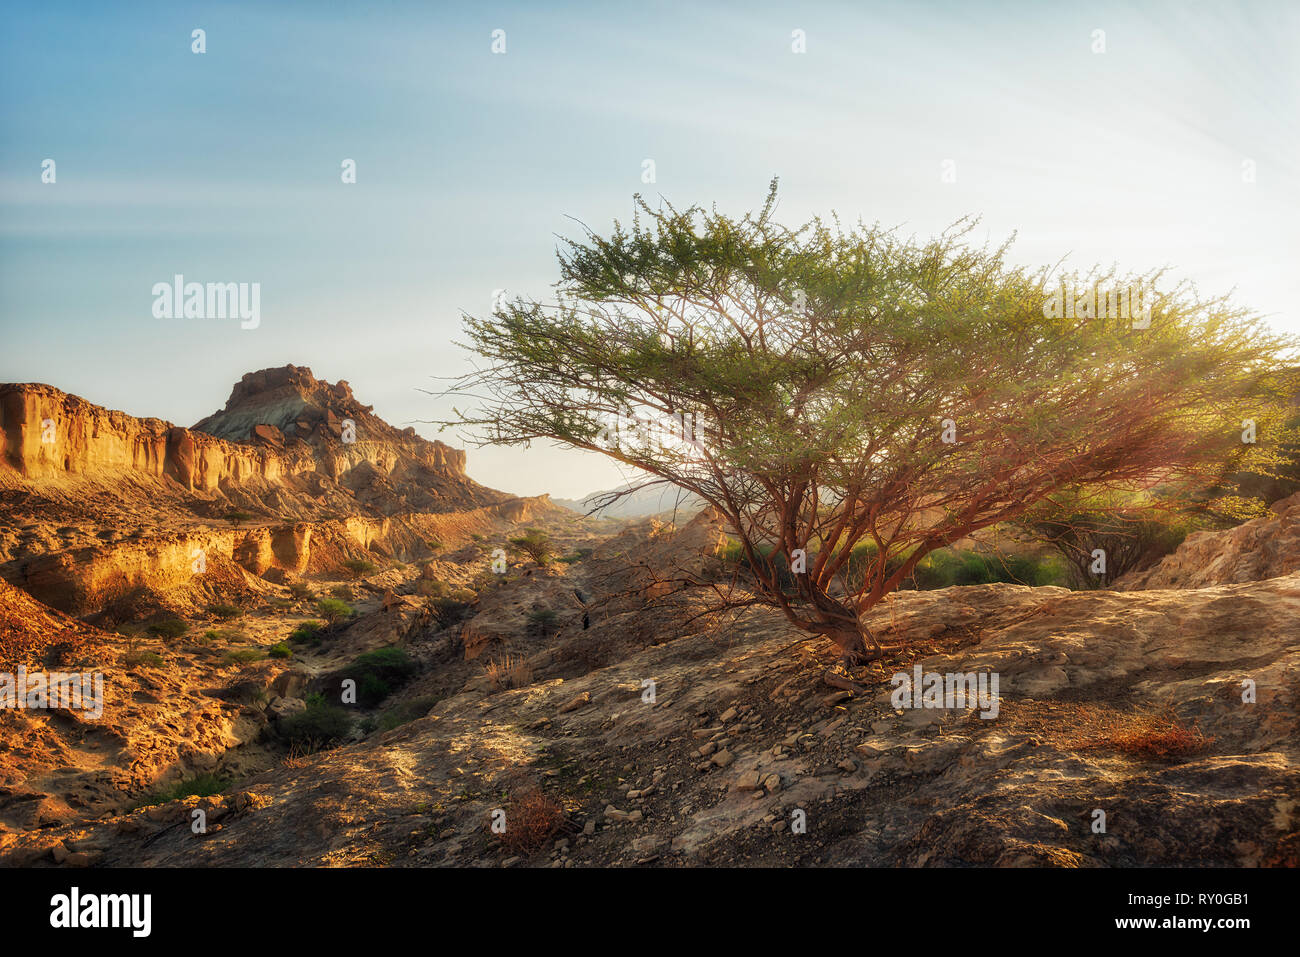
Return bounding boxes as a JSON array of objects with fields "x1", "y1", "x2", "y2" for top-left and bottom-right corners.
[{"x1": 2, "y1": 507, "x2": 1297, "y2": 868}]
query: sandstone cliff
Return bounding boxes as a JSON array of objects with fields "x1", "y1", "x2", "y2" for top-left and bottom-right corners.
[
  {"x1": 0, "y1": 368, "x2": 561, "y2": 617},
  {"x1": 1118, "y1": 491, "x2": 1300, "y2": 590}
]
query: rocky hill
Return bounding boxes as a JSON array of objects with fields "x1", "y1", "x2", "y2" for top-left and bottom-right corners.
[{"x1": 0, "y1": 367, "x2": 557, "y2": 620}]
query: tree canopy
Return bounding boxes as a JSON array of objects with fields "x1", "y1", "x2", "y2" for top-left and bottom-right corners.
[{"x1": 445, "y1": 182, "x2": 1295, "y2": 684}]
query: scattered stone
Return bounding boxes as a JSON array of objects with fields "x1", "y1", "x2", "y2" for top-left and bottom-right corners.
[{"x1": 559, "y1": 692, "x2": 591, "y2": 714}]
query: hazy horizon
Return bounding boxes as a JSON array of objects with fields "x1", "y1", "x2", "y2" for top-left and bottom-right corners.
[{"x1": 3, "y1": 0, "x2": 1297, "y2": 498}]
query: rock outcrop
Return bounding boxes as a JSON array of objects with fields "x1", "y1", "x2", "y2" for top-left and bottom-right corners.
[
  {"x1": 0, "y1": 367, "x2": 565, "y2": 617},
  {"x1": 1118, "y1": 491, "x2": 1300, "y2": 590}
]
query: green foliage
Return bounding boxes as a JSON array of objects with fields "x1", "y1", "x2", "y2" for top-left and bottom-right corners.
[
  {"x1": 345, "y1": 647, "x2": 418, "y2": 707},
  {"x1": 279, "y1": 699, "x2": 351, "y2": 748},
  {"x1": 223, "y1": 648, "x2": 262, "y2": 664},
  {"x1": 329, "y1": 585, "x2": 355, "y2": 600},
  {"x1": 135, "y1": 773, "x2": 228, "y2": 808},
  {"x1": 208, "y1": 603, "x2": 241, "y2": 621},
  {"x1": 527, "y1": 608, "x2": 558, "y2": 634},
  {"x1": 910, "y1": 549, "x2": 1064, "y2": 589},
  {"x1": 267, "y1": 642, "x2": 293, "y2": 659},
  {"x1": 448, "y1": 182, "x2": 1297, "y2": 645},
  {"x1": 317, "y1": 598, "x2": 354, "y2": 625},
  {"x1": 1015, "y1": 491, "x2": 1194, "y2": 588},
  {"x1": 508, "y1": 528, "x2": 553, "y2": 565},
  {"x1": 223, "y1": 510, "x2": 256, "y2": 526},
  {"x1": 122, "y1": 650, "x2": 165, "y2": 669},
  {"x1": 289, "y1": 621, "x2": 325, "y2": 645},
  {"x1": 342, "y1": 558, "x2": 378, "y2": 579},
  {"x1": 146, "y1": 618, "x2": 187, "y2": 639},
  {"x1": 288, "y1": 582, "x2": 316, "y2": 601},
  {"x1": 376, "y1": 695, "x2": 440, "y2": 732}
]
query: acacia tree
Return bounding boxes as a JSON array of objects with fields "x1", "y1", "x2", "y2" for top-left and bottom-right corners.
[{"x1": 445, "y1": 183, "x2": 1294, "y2": 687}]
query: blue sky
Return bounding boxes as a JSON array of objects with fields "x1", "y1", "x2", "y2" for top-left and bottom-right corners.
[{"x1": 2, "y1": 1, "x2": 1297, "y2": 498}]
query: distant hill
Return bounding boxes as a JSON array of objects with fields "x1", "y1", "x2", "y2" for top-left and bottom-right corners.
[{"x1": 555, "y1": 482, "x2": 705, "y2": 519}]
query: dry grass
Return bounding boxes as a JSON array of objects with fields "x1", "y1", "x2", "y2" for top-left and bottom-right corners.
[
  {"x1": 484, "y1": 653, "x2": 533, "y2": 691},
  {"x1": 1075, "y1": 705, "x2": 1213, "y2": 759},
  {"x1": 1005, "y1": 699, "x2": 1214, "y2": 760},
  {"x1": 497, "y1": 788, "x2": 565, "y2": 855}
]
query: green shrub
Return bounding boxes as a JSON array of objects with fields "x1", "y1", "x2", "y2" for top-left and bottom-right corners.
[
  {"x1": 289, "y1": 621, "x2": 325, "y2": 645},
  {"x1": 342, "y1": 558, "x2": 378, "y2": 579},
  {"x1": 345, "y1": 648, "x2": 418, "y2": 707},
  {"x1": 223, "y1": 649, "x2": 262, "y2": 664},
  {"x1": 279, "y1": 700, "x2": 352, "y2": 747},
  {"x1": 135, "y1": 772, "x2": 228, "y2": 808},
  {"x1": 223, "y1": 510, "x2": 257, "y2": 526},
  {"x1": 267, "y1": 642, "x2": 293, "y2": 660},
  {"x1": 317, "y1": 598, "x2": 354, "y2": 625},
  {"x1": 208, "y1": 603, "x2": 241, "y2": 621},
  {"x1": 122, "y1": 650, "x2": 164, "y2": 668},
  {"x1": 288, "y1": 582, "x2": 315, "y2": 601},
  {"x1": 527, "y1": 609, "x2": 558, "y2": 634},
  {"x1": 147, "y1": 618, "x2": 187, "y2": 639},
  {"x1": 910, "y1": 548, "x2": 1064, "y2": 589},
  {"x1": 330, "y1": 585, "x2": 355, "y2": 600},
  {"x1": 508, "y1": 528, "x2": 553, "y2": 565}
]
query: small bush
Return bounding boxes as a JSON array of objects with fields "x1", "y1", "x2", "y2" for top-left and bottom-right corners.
[
  {"x1": 135, "y1": 772, "x2": 228, "y2": 808},
  {"x1": 122, "y1": 650, "x2": 165, "y2": 669},
  {"x1": 342, "y1": 558, "x2": 378, "y2": 579},
  {"x1": 497, "y1": 789, "x2": 565, "y2": 855},
  {"x1": 289, "y1": 621, "x2": 325, "y2": 645},
  {"x1": 223, "y1": 649, "x2": 262, "y2": 664},
  {"x1": 508, "y1": 528, "x2": 553, "y2": 565},
  {"x1": 527, "y1": 609, "x2": 558, "y2": 635},
  {"x1": 345, "y1": 648, "x2": 418, "y2": 707},
  {"x1": 208, "y1": 603, "x2": 241, "y2": 621},
  {"x1": 317, "y1": 598, "x2": 354, "y2": 625},
  {"x1": 485, "y1": 654, "x2": 533, "y2": 691},
  {"x1": 279, "y1": 700, "x2": 352, "y2": 748},
  {"x1": 288, "y1": 583, "x2": 316, "y2": 601},
  {"x1": 267, "y1": 642, "x2": 293, "y2": 659},
  {"x1": 147, "y1": 618, "x2": 188, "y2": 639},
  {"x1": 224, "y1": 510, "x2": 257, "y2": 526},
  {"x1": 330, "y1": 585, "x2": 355, "y2": 600},
  {"x1": 1075, "y1": 706, "x2": 1213, "y2": 760}
]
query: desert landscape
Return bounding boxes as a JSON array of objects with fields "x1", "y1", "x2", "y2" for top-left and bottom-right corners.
[
  {"x1": 4, "y1": 9, "x2": 1299, "y2": 944},
  {"x1": 1, "y1": 363, "x2": 1296, "y2": 870}
]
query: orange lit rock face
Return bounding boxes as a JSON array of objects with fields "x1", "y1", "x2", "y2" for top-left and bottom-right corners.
[
  {"x1": 1, "y1": 365, "x2": 469, "y2": 494},
  {"x1": 0, "y1": 366, "x2": 532, "y2": 617},
  {"x1": 0, "y1": 383, "x2": 311, "y2": 489}
]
